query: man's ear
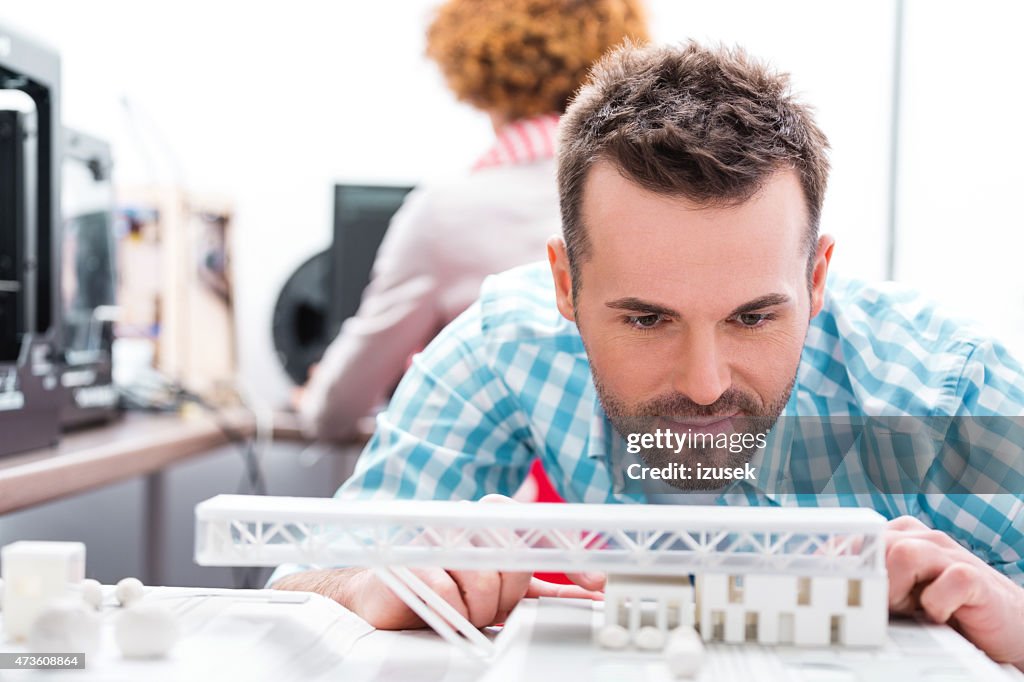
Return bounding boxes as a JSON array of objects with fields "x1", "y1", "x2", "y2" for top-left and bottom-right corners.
[
  {"x1": 547, "y1": 236, "x2": 576, "y2": 322},
  {"x1": 809, "y1": 234, "x2": 836, "y2": 318}
]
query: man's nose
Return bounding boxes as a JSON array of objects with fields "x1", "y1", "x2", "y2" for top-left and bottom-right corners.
[{"x1": 671, "y1": 329, "x2": 730, "y2": 406}]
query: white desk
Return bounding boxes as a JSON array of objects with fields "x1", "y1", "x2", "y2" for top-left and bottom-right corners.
[
  {"x1": 1, "y1": 588, "x2": 1021, "y2": 681},
  {"x1": 0, "y1": 587, "x2": 481, "y2": 682}
]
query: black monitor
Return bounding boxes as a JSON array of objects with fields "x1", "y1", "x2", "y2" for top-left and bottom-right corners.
[
  {"x1": 271, "y1": 183, "x2": 412, "y2": 385},
  {"x1": 327, "y1": 184, "x2": 414, "y2": 337}
]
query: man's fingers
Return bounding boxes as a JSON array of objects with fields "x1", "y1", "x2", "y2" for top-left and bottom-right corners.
[
  {"x1": 885, "y1": 528, "x2": 964, "y2": 554},
  {"x1": 919, "y1": 562, "x2": 984, "y2": 624},
  {"x1": 526, "y1": 577, "x2": 605, "y2": 601},
  {"x1": 494, "y1": 571, "x2": 534, "y2": 624},
  {"x1": 886, "y1": 537, "x2": 949, "y2": 612},
  {"x1": 887, "y1": 515, "x2": 929, "y2": 532},
  {"x1": 448, "y1": 569, "x2": 501, "y2": 627},
  {"x1": 567, "y1": 571, "x2": 606, "y2": 591},
  {"x1": 417, "y1": 568, "x2": 471, "y2": 624},
  {"x1": 356, "y1": 567, "x2": 469, "y2": 630}
]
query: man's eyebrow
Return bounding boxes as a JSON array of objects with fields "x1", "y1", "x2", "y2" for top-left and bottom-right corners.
[
  {"x1": 728, "y1": 294, "x2": 791, "y2": 317},
  {"x1": 605, "y1": 298, "x2": 679, "y2": 317},
  {"x1": 604, "y1": 293, "x2": 791, "y2": 318}
]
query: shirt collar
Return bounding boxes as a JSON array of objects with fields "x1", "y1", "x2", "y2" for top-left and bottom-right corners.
[{"x1": 472, "y1": 114, "x2": 560, "y2": 171}]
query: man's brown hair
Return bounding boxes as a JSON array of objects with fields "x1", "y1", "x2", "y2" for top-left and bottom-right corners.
[
  {"x1": 558, "y1": 41, "x2": 830, "y2": 290},
  {"x1": 426, "y1": 0, "x2": 649, "y2": 122}
]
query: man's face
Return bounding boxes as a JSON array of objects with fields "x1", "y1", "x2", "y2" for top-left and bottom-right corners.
[{"x1": 549, "y1": 162, "x2": 833, "y2": 489}]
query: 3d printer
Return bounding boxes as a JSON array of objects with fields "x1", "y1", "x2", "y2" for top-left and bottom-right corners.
[
  {"x1": 0, "y1": 23, "x2": 64, "y2": 456},
  {"x1": 59, "y1": 127, "x2": 118, "y2": 428}
]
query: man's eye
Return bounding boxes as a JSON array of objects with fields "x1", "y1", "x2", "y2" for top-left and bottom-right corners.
[
  {"x1": 735, "y1": 312, "x2": 773, "y2": 328},
  {"x1": 627, "y1": 314, "x2": 663, "y2": 330}
]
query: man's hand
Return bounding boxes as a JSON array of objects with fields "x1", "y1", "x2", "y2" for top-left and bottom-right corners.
[
  {"x1": 273, "y1": 564, "x2": 600, "y2": 629},
  {"x1": 272, "y1": 494, "x2": 604, "y2": 630},
  {"x1": 886, "y1": 516, "x2": 1024, "y2": 667}
]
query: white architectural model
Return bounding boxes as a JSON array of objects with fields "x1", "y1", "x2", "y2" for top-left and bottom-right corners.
[
  {"x1": 602, "y1": 575, "x2": 695, "y2": 650},
  {"x1": 27, "y1": 598, "x2": 100, "y2": 654},
  {"x1": 1, "y1": 541, "x2": 86, "y2": 640},
  {"x1": 194, "y1": 495, "x2": 887, "y2": 661},
  {"x1": 115, "y1": 603, "x2": 180, "y2": 658},
  {"x1": 80, "y1": 578, "x2": 104, "y2": 610},
  {"x1": 115, "y1": 577, "x2": 146, "y2": 607}
]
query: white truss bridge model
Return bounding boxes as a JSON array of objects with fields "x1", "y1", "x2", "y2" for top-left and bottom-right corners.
[{"x1": 195, "y1": 495, "x2": 888, "y2": 660}]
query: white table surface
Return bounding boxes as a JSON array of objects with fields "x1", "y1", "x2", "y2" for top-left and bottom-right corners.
[{"x1": 1, "y1": 587, "x2": 1021, "y2": 682}]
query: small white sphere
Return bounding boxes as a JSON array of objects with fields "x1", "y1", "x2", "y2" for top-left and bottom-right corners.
[
  {"x1": 664, "y1": 627, "x2": 706, "y2": 679},
  {"x1": 115, "y1": 603, "x2": 180, "y2": 659},
  {"x1": 597, "y1": 623, "x2": 630, "y2": 649},
  {"x1": 634, "y1": 625, "x2": 667, "y2": 650},
  {"x1": 28, "y1": 598, "x2": 101, "y2": 654},
  {"x1": 80, "y1": 579, "x2": 103, "y2": 610},
  {"x1": 115, "y1": 577, "x2": 145, "y2": 607}
]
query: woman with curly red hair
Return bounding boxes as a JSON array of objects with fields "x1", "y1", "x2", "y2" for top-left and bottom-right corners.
[{"x1": 295, "y1": 0, "x2": 649, "y2": 443}]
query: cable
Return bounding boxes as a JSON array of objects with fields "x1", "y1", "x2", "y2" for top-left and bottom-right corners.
[
  {"x1": 118, "y1": 370, "x2": 269, "y2": 496},
  {"x1": 117, "y1": 371, "x2": 270, "y2": 589}
]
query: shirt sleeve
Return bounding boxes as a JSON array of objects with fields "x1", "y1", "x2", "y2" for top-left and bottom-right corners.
[
  {"x1": 298, "y1": 189, "x2": 443, "y2": 441},
  {"x1": 267, "y1": 305, "x2": 537, "y2": 585},
  {"x1": 334, "y1": 303, "x2": 537, "y2": 501},
  {"x1": 918, "y1": 338, "x2": 1024, "y2": 585}
]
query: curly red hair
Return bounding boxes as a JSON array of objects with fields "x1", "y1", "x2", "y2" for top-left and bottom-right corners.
[{"x1": 426, "y1": 0, "x2": 650, "y2": 121}]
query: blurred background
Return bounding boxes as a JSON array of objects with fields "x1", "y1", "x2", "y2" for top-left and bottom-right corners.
[
  {"x1": 0, "y1": 0, "x2": 1022, "y2": 588},
  {"x1": 5, "y1": 0, "x2": 1022, "y2": 405}
]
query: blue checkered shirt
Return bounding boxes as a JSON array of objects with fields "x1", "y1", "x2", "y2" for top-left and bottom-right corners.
[{"x1": 326, "y1": 263, "x2": 1024, "y2": 585}]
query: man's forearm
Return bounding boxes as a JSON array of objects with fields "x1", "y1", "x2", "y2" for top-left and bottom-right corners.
[{"x1": 271, "y1": 567, "x2": 365, "y2": 610}]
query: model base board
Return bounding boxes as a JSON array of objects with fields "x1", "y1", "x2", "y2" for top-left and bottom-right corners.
[
  {"x1": 487, "y1": 597, "x2": 1017, "y2": 682},
  {"x1": 195, "y1": 495, "x2": 889, "y2": 658}
]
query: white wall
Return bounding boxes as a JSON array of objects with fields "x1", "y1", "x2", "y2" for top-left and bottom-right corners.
[
  {"x1": 896, "y1": 0, "x2": 1024, "y2": 350},
  {"x1": 650, "y1": 0, "x2": 897, "y2": 283},
  {"x1": 9, "y1": 1, "x2": 1017, "y2": 405}
]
